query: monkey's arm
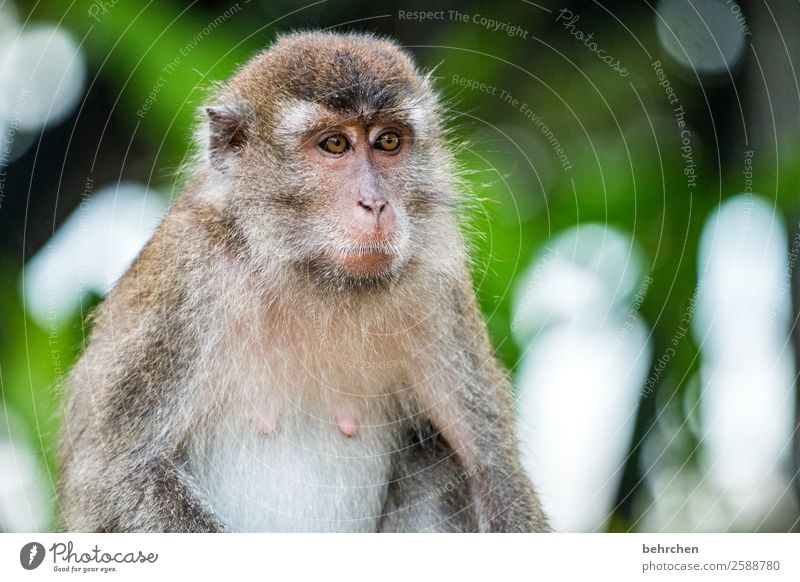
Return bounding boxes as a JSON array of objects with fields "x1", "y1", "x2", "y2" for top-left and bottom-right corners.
[
  {"x1": 61, "y1": 451, "x2": 222, "y2": 533},
  {"x1": 60, "y1": 339, "x2": 225, "y2": 533},
  {"x1": 412, "y1": 278, "x2": 549, "y2": 533},
  {"x1": 379, "y1": 425, "x2": 477, "y2": 532},
  {"x1": 59, "y1": 229, "x2": 224, "y2": 533},
  {"x1": 93, "y1": 454, "x2": 223, "y2": 533}
]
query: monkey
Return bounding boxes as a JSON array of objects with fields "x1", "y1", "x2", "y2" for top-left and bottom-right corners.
[{"x1": 58, "y1": 31, "x2": 549, "y2": 533}]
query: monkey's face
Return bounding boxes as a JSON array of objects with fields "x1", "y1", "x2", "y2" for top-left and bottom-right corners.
[
  {"x1": 278, "y1": 111, "x2": 417, "y2": 287},
  {"x1": 204, "y1": 33, "x2": 461, "y2": 292}
]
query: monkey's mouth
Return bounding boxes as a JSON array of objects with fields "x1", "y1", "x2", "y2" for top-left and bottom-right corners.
[
  {"x1": 339, "y1": 246, "x2": 395, "y2": 277},
  {"x1": 299, "y1": 242, "x2": 407, "y2": 291}
]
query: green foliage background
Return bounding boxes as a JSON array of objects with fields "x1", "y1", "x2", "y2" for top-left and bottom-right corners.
[{"x1": 1, "y1": 0, "x2": 797, "y2": 531}]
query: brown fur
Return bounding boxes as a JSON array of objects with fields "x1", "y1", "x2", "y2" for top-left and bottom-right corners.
[{"x1": 58, "y1": 31, "x2": 549, "y2": 532}]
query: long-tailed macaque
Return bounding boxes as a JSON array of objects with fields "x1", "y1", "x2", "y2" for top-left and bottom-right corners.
[{"x1": 59, "y1": 31, "x2": 549, "y2": 533}]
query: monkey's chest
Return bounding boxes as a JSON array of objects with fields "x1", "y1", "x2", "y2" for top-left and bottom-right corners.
[{"x1": 190, "y1": 406, "x2": 400, "y2": 532}]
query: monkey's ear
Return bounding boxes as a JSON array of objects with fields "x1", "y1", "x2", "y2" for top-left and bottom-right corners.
[{"x1": 204, "y1": 104, "x2": 249, "y2": 170}]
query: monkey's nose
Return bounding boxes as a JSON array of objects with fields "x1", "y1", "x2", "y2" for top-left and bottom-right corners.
[
  {"x1": 357, "y1": 198, "x2": 387, "y2": 218},
  {"x1": 354, "y1": 197, "x2": 395, "y2": 234}
]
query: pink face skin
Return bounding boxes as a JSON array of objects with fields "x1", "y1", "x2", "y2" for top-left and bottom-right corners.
[{"x1": 298, "y1": 118, "x2": 412, "y2": 279}]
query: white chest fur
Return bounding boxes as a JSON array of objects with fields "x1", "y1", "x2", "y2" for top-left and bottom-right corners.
[
  {"x1": 191, "y1": 399, "x2": 400, "y2": 532},
  {"x1": 187, "y1": 296, "x2": 413, "y2": 532}
]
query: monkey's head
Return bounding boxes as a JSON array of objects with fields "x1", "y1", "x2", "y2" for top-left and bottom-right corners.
[{"x1": 197, "y1": 32, "x2": 464, "y2": 294}]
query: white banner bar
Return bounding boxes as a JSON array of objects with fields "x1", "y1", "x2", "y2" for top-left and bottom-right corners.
[{"x1": 1, "y1": 533, "x2": 798, "y2": 581}]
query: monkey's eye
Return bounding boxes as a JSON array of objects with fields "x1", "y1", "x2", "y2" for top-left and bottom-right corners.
[
  {"x1": 319, "y1": 134, "x2": 350, "y2": 155},
  {"x1": 374, "y1": 131, "x2": 401, "y2": 152}
]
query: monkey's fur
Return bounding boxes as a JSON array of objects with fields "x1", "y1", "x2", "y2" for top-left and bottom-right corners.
[{"x1": 59, "y1": 32, "x2": 549, "y2": 532}]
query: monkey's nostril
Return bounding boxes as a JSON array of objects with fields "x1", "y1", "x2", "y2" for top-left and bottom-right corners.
[
  {"x1": 358, "y1": 199, "x2": 387, "y2": 217},
  {"x1": 353, "y1": 198, "x2": 395, "y2": 235}
]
